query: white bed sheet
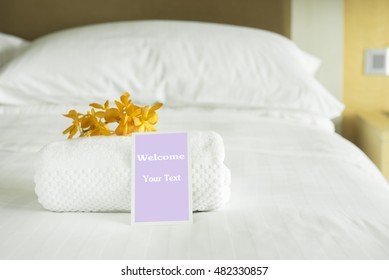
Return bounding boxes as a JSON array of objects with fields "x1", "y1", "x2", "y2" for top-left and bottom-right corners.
[{"x1": 0, "y1": 105, "x2": 389, "y2": 259}]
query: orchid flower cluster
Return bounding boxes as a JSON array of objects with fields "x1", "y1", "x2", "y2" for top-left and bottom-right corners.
[{"x1": 63, "y1": 92, "x2": 162, "y2": 139}]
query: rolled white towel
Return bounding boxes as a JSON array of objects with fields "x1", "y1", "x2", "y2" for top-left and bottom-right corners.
[{"x1": 34, "y1": 131, "x2": 231, "y2": 212}]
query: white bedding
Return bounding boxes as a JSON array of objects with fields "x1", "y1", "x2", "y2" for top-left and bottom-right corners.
[{"x1": 1, "y1": 105, "x2": 389, "y2": 259}]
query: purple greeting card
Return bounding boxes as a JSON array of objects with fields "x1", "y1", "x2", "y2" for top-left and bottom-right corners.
[{"x1": 131, "y1": 132, "x2": 192, "y2": 225}]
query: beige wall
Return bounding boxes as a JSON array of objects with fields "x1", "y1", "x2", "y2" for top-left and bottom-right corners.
[{"x1": 343, "y1": 0, "x2": 389, "y2": 142}]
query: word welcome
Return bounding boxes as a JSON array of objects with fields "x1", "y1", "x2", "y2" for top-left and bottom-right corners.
[{"x1": 137, "y1": 153, "x2": 185, "y2": 162}]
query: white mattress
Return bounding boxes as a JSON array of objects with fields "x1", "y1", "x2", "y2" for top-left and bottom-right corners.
[{"x1": 1, "y1": 105, "x2": 389, "y2": 259}]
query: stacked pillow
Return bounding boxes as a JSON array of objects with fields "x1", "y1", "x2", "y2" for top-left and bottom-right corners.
[
  {"x1": 0, "y1": 33, "x2": 28, "y2": 68},
  {"x1": 0, "y1": 20, "x2": 343, "y2": 118}
]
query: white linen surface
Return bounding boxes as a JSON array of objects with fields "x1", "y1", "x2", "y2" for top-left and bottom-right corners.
[{"x1": 1, "y1": 105, "x2": 389, "y2": 259}]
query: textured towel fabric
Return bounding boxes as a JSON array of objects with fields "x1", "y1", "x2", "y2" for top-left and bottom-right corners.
[{"x1": 34, "y1": 132, "x2": 231, "y2": 212}]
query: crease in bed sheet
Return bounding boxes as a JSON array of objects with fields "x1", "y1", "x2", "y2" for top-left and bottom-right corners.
[{"x1": 226, "y1": 139, "x2": 387, "y2": 184}]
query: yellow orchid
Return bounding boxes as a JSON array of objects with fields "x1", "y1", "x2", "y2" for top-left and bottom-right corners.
[
  {"x1": 63, "y1": 92, "x2": 162, "y2": 139},
  {"x1": 62, "y1": 110, "x2": 81, "y2": 139},
  {"x1": 104, "y1": 108, "x2": 121, "y2": 123},
  {"x1": 133, "y1": 103, "x2": 163, "y2": 132},
  {"x1": 89, "y1": 100, "x2": 111, "y2": 123},
  {"x1": 114, "y1": 92, "x2": 132, "y2": 112},
  {"x1": 79, "y1": 109, "x2": 112, "y2": 137},
  {"x1": 115, "y1": 104, "x2": 142, "y2": 135}
]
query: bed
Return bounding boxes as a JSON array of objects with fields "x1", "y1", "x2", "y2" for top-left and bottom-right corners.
[{"x1": 1, "y1": 2, "x2": 389, "y2": 260}]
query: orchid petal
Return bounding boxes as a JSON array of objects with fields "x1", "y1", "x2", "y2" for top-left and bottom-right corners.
[{"x1": 89, "y1": 103, "x2": 104, "y2": 110}]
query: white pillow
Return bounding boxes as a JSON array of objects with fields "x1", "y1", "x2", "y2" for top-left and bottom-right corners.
[
  {"x1": 0, "y1": 33, "x2": 28, "y2": 67},
  {"x1": 0, "y1": 20, "x2": 343, "y2": 118}
]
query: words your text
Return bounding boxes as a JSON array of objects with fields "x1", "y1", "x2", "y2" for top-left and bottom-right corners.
[{"x1": 143, "y1": 174, "x2": 181, "y2": 183}]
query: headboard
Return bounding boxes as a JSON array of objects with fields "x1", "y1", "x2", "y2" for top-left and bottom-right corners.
[{"x1": 0, "y1": 0, "x2": 291, "y2": 40}]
